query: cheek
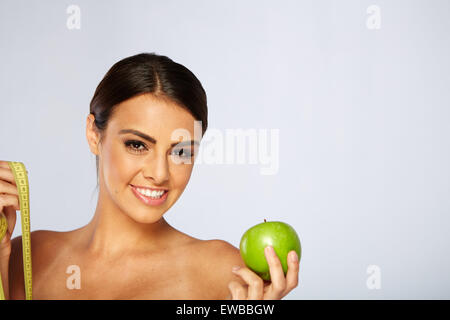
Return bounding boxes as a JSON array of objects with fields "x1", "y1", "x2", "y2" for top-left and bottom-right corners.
[
  {"x1": 170, "y1": 164, "x2": 194, "y2": 189},
  {"x1": 103, "y1": 143, "x2": 135, "y2": 190}
]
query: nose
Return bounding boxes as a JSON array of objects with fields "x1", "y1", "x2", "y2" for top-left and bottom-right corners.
[{"x1": 143, "y1": 154, "x2": 169, "y2": 185}]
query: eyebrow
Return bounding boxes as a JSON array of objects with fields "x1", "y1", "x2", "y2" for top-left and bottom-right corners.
[{"x1": 118, "y1": 129, "x2": 199, "y2": 148}]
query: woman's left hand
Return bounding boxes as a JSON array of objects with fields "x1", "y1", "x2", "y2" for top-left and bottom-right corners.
[{"x1": 227, "y1": 246, "x2": 300, "y2": 300}]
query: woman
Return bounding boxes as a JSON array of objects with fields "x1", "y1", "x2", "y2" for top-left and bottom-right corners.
[{"x1": 0, "y1": 53, "x2": 299, "y2": 299}]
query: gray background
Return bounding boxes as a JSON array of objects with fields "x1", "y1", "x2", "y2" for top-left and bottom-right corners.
[{"x1": 1, "y1": 0, "x2": 449, "y2": 299}]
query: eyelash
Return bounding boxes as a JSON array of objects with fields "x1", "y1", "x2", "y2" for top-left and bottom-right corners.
[
  {"x1": 125, "y1": 140, "x2": 148, "y2": 154},
  {"x1": 124, "y1": 140, "x2": 193, "y2": 159}
]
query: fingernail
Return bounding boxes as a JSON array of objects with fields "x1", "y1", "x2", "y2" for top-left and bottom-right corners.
[
  {"x1": 265, "y1": 246, "x2": 274, "y2": 254},
  {"x1": 289, "y1": 251, "x2": 298, "y2": 262},
  {"x1": 232, "y1": 266, "x2": 241, "y2": 272}
]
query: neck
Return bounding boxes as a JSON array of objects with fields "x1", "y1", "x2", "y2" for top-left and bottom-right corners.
[{"x1": 81, "y1": 187, "x2": 174, "y2": 258}]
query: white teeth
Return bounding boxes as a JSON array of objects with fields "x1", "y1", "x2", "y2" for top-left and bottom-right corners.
[{"x1": 136, "y1": 187, "x2": 165, "y2": 199}]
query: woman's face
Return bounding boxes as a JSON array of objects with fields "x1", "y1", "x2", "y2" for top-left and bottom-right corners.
[{"x1": 87, "y1": 93, "x2": 201, "y2": 224}]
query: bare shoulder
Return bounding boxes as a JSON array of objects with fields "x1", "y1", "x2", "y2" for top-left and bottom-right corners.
[
  {"x1": 202, "y1": 239, "x2": 243, "y2": 265},
  {"x1": 10, "y1": 229, "x2": 68, "y2": 257},
  {"x1": 193, "y1": 239, "x2": 247, "y2": 299},
  {"x1": 10, "y1": 229, "x2": 63, "y2": 267},
  {"x1": 9, "y1": 229, "x2": 68, "y2": 299}
]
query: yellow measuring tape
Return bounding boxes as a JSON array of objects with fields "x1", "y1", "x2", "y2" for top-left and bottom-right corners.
[{"x1": 0, "y1": 161, "x2": 32, "y2": 300}]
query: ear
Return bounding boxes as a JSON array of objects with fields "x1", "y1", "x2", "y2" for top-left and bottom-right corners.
[{"x1": 86, "y1": 114, "x2": 101, "y2": 155}]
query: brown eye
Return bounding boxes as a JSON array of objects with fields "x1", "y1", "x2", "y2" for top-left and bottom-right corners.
[
  {"x1": 125, "y1": 140, "x2": 148, "y2": 154},
  {"x1": 171, "y1": 148, "x2": 192, "y2": 159}
]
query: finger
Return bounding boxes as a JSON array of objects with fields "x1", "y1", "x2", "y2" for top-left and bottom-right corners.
[
  {"x1": 264, "y1": 246, "x2": 287, "y2": 299},
  {"x1": 232, "y1": 266, "x2": 264, "y2": 300},
  {"x1": 0, "y1": 194, "x2": 19, "y2": 235},
  {"x1": 228, "y1": 281, "x2": 247, "y2": 300},
  {"x1": 4, "y1": 205, "x2": 17, "y2": 235},
  {"x1": 0, "y1": 193, "x2": 20, "y2": 212},
  {"x1": 0, "y1": 160, "x2": 10, "y2": 168},
  {"x1": 0, "y1": 166, "x2": 17, "y2": 186},
  {"x1": 284, "y1": 250, "x2": 300, "y2": 293},
  {"x1": 0, "y1": 179, "x2": 19, "y2": 196}
]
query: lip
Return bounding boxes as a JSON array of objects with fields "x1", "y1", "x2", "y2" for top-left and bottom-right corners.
[
  {"x1": 129, "y1": 184, "x2": 169, "y2": 191},
  {"x1": 130, "y1": 184, "x2": 169, "y2": 206}
]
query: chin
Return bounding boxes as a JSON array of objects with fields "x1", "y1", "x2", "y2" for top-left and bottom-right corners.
[{"x1": 127, "y1": 209, "x2": 166, "y2": 224}]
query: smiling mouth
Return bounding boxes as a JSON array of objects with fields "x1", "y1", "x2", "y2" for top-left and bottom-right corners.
[
  {"x1": 130, "y1": 184, "x2": 168, "y2": 197},
  {"x1": 129, "y1": 184, "x2": 169, "y2": 205}
]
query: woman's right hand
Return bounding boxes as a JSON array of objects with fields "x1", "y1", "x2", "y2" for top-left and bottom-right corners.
[{"x1": 0, "y1": 160, "x2": 20, "y2": 260}]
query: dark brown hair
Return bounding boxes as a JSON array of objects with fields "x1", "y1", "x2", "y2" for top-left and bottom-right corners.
[{"x1": 89, "y1": 52, "x2": 208, "y2": 189}]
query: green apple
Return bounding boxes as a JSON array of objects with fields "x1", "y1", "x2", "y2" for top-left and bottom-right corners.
[{"x1": 239, "y1": 220, "x2": 301, "y2": 281}]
